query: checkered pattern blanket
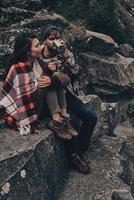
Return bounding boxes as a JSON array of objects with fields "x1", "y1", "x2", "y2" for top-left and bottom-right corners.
[{"x1": 0, "y1": 61, "x2": 38, "y2": 129}]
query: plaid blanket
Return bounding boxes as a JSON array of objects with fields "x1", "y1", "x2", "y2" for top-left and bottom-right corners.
[{"x1": 0, "y1": 61, "x2": 38, "y2": 129}]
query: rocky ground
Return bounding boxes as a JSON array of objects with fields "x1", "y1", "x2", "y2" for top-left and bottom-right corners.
[
  {"x1": 55, "y1": 136, "x2": 133, "y2": 200},
  {"x1": 54, "y1": 121, "x2": 134, "y2": 200}
]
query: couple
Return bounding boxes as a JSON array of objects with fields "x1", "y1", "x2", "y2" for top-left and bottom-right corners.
[{"x1": 0, "y1": 24, "x2": 97, "y2": 174}]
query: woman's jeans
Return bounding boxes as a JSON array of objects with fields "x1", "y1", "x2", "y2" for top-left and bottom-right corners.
[
  {"x1": 37, "y1": 87, "x2": 67, "y2": 118},
  {"x1": 66, "y1": 93, "x2": 98, "y2": 155}
]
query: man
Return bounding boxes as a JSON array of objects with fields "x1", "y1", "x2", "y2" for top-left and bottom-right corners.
[{"x1": 36, "y1": 24, "x2": 97, "y2": 174}]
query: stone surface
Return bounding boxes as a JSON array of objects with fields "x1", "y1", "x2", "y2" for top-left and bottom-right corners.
[
  {"x1": 55, "y1": 136, "x2": 132, "y2": 200},
  {"x1": 0, "y1": 125, "x2": 68, "y2": 200},
  {"x1": 117, "y1": 44, "x2": 134, "y2": 58},
  {"x1": 0, "y1": 95, "x2": 102, "y2": 200},
  {"x1": 111, "y1": 190, "x2": 133, "y2": 200},
  {"x1": 114, "y1": 120, "x2": 134, "y2": 137},
  {"x1": 84, "y1": 30, "x2": 118, "y2": 55},
  {"x1": 80, "y1": 52, "x2": 134, "y2": 96},
  {"x1": 119, "y1": 137, "x2": 134, "y2": 198},
  {"x1": 117, "y1": 0, "x2": 134, "y2": 47}
]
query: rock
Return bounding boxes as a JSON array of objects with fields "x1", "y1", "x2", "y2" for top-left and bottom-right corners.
[
  {"x1": 80, "y1": 52, "x2": 134, "y2": 96},
  {"x1": 0, "y1": 0, "x2": 42, "y2": 11},
  {"x1": 117, "y1": 44, "x2": 134, "y2": 58},
  {"x1": 127, "y1": 100, "x2": 134, "y2": 117},
  {"x1": 84, "y1": 30, "x2": 119, "y2": 55},
  {"x1": 119, "y1": 138, "x2": 134, "y2": 198},
  {"x1": 119, "y1": 0, "x2": 134, "y2": 12},
  {"x1": 127, "y1": 100, "x2": 134, "y2": 128},
  {"x1": 114, "y1": 120, "x2": 134, "y2": 137},
  {"x1": 101, "y1": 102, "x2": 121, "y2": 137},
  {"x1": 111, "y1": 190, "x2": 133, "y2": 200},
  {"x1": 80, "y1": 96, "x2": 133, "y2": 139},
  {"x1": 117, "y1": 1, "x2": 134, "y2": 47},
  {"x1": 0, "y1": 126, "x2": 68, "y2": 200},
  {"x1": 55, "y1": 136, "x2": 131, "y2": 200},
  {"x1": 68, "y1": 27, "x2": 118, "y2": 55},
  {"x1": 121, "y1": 137, "x2": 134, "y2": 161},
  {"x1": 0, "y1": 95, "x2": 103, "y2": 199}
]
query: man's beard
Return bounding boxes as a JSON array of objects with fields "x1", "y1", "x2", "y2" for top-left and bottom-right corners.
[{"x1": 48, "y1": 46, "x2": 58, "y2": 56}]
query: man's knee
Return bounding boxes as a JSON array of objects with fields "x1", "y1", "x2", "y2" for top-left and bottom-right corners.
[
  {"x1": 83, "y1": 107, "x2": 98, "y2": 125},
  {"x1": 92, "y1": 112, "x2": 98, "y2": 125}
]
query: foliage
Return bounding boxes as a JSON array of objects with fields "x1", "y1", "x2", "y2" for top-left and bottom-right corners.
[{"x1": 56, "y1": 0, "x2": 127, "y2": 43}]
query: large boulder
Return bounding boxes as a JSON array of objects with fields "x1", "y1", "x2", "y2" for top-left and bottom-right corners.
[
  {"x1": 80, "y1": 52, "x2": 134, "y2": 96},
  {"x1": 0, "y1": 127, "x2": 68, "y2": 200},
  {"x1": 68, "y1": 27, "x2": 118, "y2": 55},
  {"x1": 84, "y1": 30, "x2": 118, "y2": 55}
]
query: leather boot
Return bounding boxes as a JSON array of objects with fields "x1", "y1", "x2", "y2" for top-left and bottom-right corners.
[{"x1": 71, "y1": 154, "x2": 91, "y2": 174}]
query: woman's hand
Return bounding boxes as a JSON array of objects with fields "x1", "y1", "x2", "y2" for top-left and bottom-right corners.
[{"x1": 38, "y1": 76, "x2": 51, "y2": 88}]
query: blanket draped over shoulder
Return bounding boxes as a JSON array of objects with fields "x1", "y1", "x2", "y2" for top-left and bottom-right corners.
[{"x1": 0, "y1": 61, "x2": 37, "y2": 129}]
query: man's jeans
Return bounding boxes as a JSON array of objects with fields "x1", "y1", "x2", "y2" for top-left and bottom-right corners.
[{"x1": 66, "y1": 94, "x2": 98, "y2": 155}]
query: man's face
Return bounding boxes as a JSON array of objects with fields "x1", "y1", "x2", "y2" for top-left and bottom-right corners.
[{"x1": 43, "y1": 30, "x2": 61, "y2": 49}]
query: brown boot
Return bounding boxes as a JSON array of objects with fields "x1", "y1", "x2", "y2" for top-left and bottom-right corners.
[
  {"x1": 78, "y1": 152, "x2": 91, "y2": 165},
  {"x1": 48, "y1": 119, "x2": 72, "y2": 140},
  {"x1": 64, "y1": 117, "x2": 78, "y2": 136},
  {"x1": 71, "y1": 154, "x2": 91, "y2": 174}
]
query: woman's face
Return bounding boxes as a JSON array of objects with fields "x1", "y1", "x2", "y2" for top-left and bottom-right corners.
[{"x1": 31, "y1": 38, "x2": 42, "y2": 58}]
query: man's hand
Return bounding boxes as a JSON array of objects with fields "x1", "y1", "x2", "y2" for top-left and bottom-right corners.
[
  {"x1": 63, "y1": 49, "x2": 70, "y2": 59},
  {"x1": 47, "y1": 62, "x2": 57, "y2": 72},
  {"x1": 38, "y1": 76, "x2": 51, "y2": 88}
]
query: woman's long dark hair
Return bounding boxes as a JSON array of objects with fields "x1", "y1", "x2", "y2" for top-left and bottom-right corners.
[{"x1": 4, "y1": 32, "x2": 37, "y2": 80}]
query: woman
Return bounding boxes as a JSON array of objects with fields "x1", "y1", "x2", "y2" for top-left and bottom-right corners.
[{"x1": 0, "y1": 32, "x2": 42, "y2": 135}]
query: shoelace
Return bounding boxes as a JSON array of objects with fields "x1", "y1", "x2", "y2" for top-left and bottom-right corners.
[
  {"x1": 72, "y1": 154, "x2": 86, "y2": 166},
  {"x1": 19, "y1": 124, "x2": 31, "y2": 136}
]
